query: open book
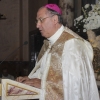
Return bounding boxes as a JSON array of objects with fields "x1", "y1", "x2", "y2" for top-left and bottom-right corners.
[{"x1": 0, "y1": 79, "x2": 41, "y2": 100}]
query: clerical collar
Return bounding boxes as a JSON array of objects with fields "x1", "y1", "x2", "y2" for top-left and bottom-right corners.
[{"x1": 47, "y1": 25, "x2": 64, "y2": 45}]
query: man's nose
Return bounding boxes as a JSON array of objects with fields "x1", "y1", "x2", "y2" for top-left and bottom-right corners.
[{"x1": 36, "y1": 21, "x2": 41, "y2": 28}]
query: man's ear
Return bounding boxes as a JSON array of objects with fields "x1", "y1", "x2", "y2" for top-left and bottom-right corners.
[{"x1": 52, "y1": 15, "x2": 59, "y2": 24}]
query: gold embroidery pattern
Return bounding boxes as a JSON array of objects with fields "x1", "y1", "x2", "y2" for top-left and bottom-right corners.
[{"x1": 45, "y1": 32, "x2": 74, "y2": 100}]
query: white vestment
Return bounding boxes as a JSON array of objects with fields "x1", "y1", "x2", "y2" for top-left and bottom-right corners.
[{"x1": 28, "y1": 26, "x2": 100, "y2": 100}]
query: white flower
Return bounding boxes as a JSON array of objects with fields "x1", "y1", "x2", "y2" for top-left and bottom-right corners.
[
  {"x1": 83, "y1": 29, "x2": 87, "y2": 32},
  {"x1": 74, "y1": 2, "x2": 100, "y2": 33},
  {"x1": 85, "y1": 4, "x2": 90, "y2": 9},
  {"x1": 91, "y1": 4, "x2": 96, "y2": 11},
  {"x1": 88, "y1": 11, "x2": 94, "y2": 17},
  {"x1": 83, "y1": 19, "x2": 86, "y2": 22},
  {"x1": 94, "y1": 12, "x2": 98, "y2": 15},
  {"x1": 76, "y1": 15, "x2": 83, "y2": 21}
]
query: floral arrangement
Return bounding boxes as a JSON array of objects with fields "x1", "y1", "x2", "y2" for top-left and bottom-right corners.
[{"x1": 74, "y1": 1, "x2": 100, "y2": 34}]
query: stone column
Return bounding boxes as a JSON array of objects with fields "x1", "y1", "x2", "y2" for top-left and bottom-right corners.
[
  {"x1": 74, "y1": 0, "x2": 82, "y2": 18},
  {"x1": 59, "y1": 0, "x2": 74, "y2": 28}
]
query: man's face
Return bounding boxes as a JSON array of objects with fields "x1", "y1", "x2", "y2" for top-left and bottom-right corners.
[{"x1": 36, "y1": 7, "x2": 55, "y2": 38}]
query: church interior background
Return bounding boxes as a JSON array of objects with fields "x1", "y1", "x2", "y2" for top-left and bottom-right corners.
[{"x1": 0, "y1": 0, "x2": 100, "y2": 95}]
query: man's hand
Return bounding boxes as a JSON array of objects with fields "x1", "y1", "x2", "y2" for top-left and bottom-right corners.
[
  {"x1": 23, "y1": 78, "x2": 41, "y2": 89},
  {"x1": 16, "y1": 77, "x2": 41, "y2": 88},
  {"x1": 16, "y1": 76, "x2": 29, "y2": 83}
]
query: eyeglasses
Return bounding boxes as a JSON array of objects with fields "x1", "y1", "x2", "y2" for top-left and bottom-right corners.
[{"x1": 35, "y1": 15, "x2": 54, "y2": 24}]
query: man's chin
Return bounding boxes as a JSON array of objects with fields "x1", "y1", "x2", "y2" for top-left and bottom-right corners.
[
  {"x1": 41, "y1": 32, "x2": 45, "y2": 37},
  {"x1": 41, "y1": 34, "x2": 45, "y2": 37},
  {"x1": 40, "y1": 31, "x2": 43, "y2": 34},
  {"x1": 40, "y1": 32, "x2": 48, "y2": 38}
]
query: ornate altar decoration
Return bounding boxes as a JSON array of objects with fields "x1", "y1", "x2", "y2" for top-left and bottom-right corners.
[
  {"x1": 74, "y1": 1, "x2": 100, "y2": 80},
  {"x1": 87, "y1": 30, "x2": 100, "y2": 80}
]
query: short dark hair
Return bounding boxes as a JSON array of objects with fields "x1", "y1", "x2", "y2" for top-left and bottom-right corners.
[{"x1": 46, "y1": 8, "x2": 63, "y2": 24}]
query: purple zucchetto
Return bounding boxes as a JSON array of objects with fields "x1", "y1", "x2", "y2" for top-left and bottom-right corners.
[{"x1": 45, "y1": 4, "x2": 62, "y2": 15}]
